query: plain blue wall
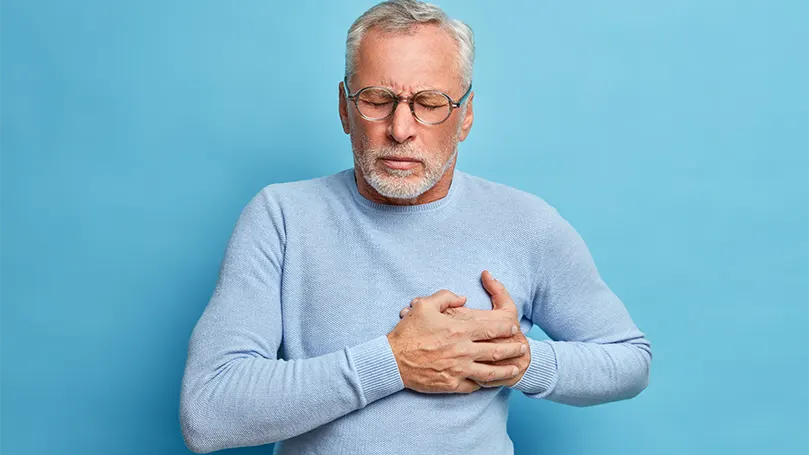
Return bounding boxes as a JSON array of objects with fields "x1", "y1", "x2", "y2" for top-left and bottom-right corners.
[{"x1": 3, "y1": 1, "x2": 807, "y2": 454}]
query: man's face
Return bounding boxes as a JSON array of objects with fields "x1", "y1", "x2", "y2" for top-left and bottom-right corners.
[{"x1": 339, "y1": 24, "x2": 474, "y2": 202}]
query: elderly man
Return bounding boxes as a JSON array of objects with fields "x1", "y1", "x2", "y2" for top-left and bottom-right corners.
[{"x1": 179, "y1": 1, "x2": 652, "y2": 454}]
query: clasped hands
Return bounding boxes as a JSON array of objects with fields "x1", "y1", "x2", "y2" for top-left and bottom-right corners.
[{"x1": 386, "y1": 270, "x2": 531, "y2": 394}]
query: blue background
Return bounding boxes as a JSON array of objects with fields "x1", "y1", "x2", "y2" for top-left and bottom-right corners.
[{"x1": 3, "y1": 1, "x2": 807, "y2": 454}]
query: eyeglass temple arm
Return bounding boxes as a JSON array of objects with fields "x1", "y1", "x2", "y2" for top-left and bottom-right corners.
[
  {"x1": 452, "y1": 83, "x2": 473, "y2": 107},
  {"x1": 343, "y1": 76, "x2": 357, "y2": 99}
]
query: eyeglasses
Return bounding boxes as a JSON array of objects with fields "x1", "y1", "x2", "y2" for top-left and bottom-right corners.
[{"x1": 343, "y1": 77, "x2": 472, "y2": 125}]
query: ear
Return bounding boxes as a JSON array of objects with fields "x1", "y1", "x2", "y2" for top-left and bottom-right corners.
[
  {"x1": 457, "y1": 91, "x2": 474, "y2": 142},
  {"x1": 338, "y1": 81, "x2": 350, "y2": 134}
]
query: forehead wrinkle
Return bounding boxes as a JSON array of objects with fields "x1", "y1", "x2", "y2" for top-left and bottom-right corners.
[
  {"x1": 355, "y1": 26, "x2": 462, "y2": 97},
  {"x1": 378, "y1": 77, "x2": 447, "y2": 96}
]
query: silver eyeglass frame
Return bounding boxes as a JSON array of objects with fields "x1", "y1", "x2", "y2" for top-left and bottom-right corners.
[{"x1": 342, "y1": 76, "x2": 473, "y2": 125}]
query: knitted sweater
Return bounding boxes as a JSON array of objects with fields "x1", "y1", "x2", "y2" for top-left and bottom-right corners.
[{"x1": 179, "y1": 167, "x2": 652, "y2": 454}]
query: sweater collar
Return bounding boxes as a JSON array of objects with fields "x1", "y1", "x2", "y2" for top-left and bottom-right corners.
[{"x1": 343, "y1": 167, "x2": 463, "y2": 214}]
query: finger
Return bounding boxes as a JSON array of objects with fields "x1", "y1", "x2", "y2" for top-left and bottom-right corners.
[
  {"x1": 481, "y1": 270, "x2": 516, "y2": 312},
  {"x1": 445, "y1": 307, "x2": 515, "y2": 327},
  {"x1": 472, "y1": 341, "x2": 527, "y2": 362},
  {"x1": 443, "y1": 306, "x2": 476, "y2": 320},
  {"x1": 465, "y1": 362, "x2": 520, "y2": 383},
  {"x1": 473, "y1": 378, "x2": 503, "y2": 389},
  {"x1": 475, "y1": 378, "x2": 513, "y2": 388},
  {"x1": 454, "y1": 378, "x2": 482, "y2": 394},
  {"x1": 400, "y1": 307, "x2": 410, "y2": 318},
  {"x1": 409, "y1": 291, "x2": 467, "y2": 313},
  {"x1": 467, "y1": 320, "x2": 519, "y2": 341},
  {"x1": 433, "y1": 291, "x2": 467, "y2": 313}
]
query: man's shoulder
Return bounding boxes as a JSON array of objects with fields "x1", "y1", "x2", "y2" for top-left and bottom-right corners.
[
  {"x1": 458, "y1": 170, "x2": 575, "y2": 251},
  {"x1": 458, "y1": 170, "x2": 557, "y2": 214},
  {"x1": 257, "y1": 169, "x2": 350, "y2": 202},
  {"x1": 236, "y1": 169, "x2": 351, "y2": 225}
]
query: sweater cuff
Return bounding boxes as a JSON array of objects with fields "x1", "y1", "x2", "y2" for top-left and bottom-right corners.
[
  {"x1": 512, "y1": 338, "x2": 558, "y2": 397},
  {"x1": 346, "y1": 334, "x2": 405, "y2": 406}
]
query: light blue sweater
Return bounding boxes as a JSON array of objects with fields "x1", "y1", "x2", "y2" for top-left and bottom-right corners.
[{"x1": 179, "y1": 167, "x2": 652, "y2": 454}]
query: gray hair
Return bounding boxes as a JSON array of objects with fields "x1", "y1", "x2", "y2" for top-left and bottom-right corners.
[{"x1": 345, "y1": 0, "x2": 475, "y2": 91}]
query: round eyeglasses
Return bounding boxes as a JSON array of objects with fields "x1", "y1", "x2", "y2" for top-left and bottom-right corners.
[{"x1": 343, "y1": 77, "x2": 472, "y2": 125}]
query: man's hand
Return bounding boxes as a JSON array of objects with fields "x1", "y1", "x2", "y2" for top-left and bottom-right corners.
[
  {"x1": 398, "y1": 270, "x2": 531, "y2": 389},
  {"x1": 387, "y1": 289, "x2": 527, "y2": 394}
]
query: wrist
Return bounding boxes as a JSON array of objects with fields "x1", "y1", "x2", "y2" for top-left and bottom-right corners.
[
  {"x1": 385, "y1": 331, "x2": 409, "y2": 389},
  {"x1": 511, "y1": 339, "x2": 558, "y2": 396}
]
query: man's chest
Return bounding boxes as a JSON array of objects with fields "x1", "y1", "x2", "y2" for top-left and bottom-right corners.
[{"x1": 276, "y1": 221, "x2": 536, "y2": 358}]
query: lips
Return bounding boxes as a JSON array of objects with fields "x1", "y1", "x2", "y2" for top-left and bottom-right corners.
[
  {"x1": 380, "y1": 157, "x2": 420, "y2": 162},
  {"x1": 380, "y1": 157, "x2": 421, "y2": 170}
]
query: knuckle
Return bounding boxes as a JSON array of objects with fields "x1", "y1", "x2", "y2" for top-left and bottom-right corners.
[
  {"x1": 492, "y1": 346, "x2": 502, "y2": 361},
  {"x1": 432, "y1": 359, "x2": 451, "y2": 375},
  {"x1": 496, "y1": 313, "x2": 512, "y2": 324},
  {"x1": 454, "y1": 344, "x2": 469, "y2": 358},
  {"x1": 433, "y1": 337, "x2": 447, "y2": 351},
  {"x1": 486, "y1": 369, "x2": 497, "y2": 382}
]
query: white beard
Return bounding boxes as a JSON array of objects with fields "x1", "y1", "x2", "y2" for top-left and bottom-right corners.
[{"x1": 352, "y1": 130, "x2": 461, "y2": 200}]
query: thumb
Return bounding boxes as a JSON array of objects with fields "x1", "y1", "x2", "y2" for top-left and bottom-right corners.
[{"x1": 481, "y1": 270, "x2": 516, "y2": 312}]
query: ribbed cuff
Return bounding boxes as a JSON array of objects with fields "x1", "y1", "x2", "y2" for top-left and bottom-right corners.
[
  {"x1": 346, "y1": 334, "x2": 405, "y2": 406},
  {"x1": 512, "y1": 339, "x2": 558, "y2": 397}
]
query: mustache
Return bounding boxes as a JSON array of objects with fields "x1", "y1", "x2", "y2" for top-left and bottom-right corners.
[{"x1": 364, "y1": 144, "x2": 427, "y2": 162}]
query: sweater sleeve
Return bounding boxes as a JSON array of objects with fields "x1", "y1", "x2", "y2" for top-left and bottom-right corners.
[
  {"x1": 511, "y1": 206, "x2": 652, "y2": 407},
  {"x1": 179, "y1": 188, "x2": 404, "y2": 454}
]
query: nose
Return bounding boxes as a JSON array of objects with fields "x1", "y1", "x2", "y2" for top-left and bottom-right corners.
[{"x1": 387, "y1": 100, "x2": 417, "y2": 143}]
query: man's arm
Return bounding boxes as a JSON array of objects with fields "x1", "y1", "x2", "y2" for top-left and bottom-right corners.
[
  {"x1": 511, "y1": 206, "x2": 652, "y2": 406},
  {"x1": 179, "y1": 189, "x2": 403, "y2": 454}
]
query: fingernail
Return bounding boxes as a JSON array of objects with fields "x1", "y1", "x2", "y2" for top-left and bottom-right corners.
[
  {"x1": 520, "y1": 344, "x2": 527, "y2": 354},
  {"x1": 511, "y1": 325, "x2": 518, "y2": 335},
  {"x1": 511, "y1": 366, "x2": 519, "y2": 376}
]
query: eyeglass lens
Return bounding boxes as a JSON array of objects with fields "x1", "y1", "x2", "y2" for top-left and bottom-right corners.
[{"x1": 356, "y1": 88, "x2": 452, "y2": 124}]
